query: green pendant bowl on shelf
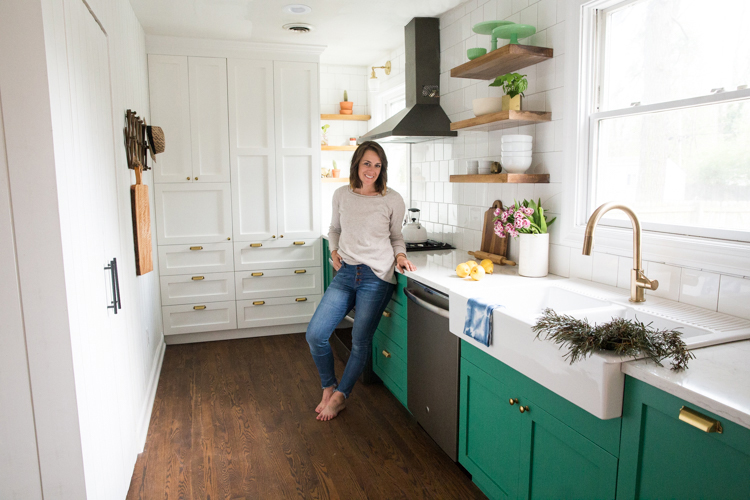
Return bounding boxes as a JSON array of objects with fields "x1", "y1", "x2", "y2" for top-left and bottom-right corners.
[
  {"x1": 473, "y1": 20, "x2": 515, "y2": 51},
  {"x1": 492, "y1": 24, "x2": 536, "y2": 44},
  {"x1": 467, "y1": 47, "x2": 487, "y2": 60}
]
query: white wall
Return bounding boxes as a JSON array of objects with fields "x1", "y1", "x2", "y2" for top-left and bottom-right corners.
[{"x1": 409, "y1": 0, "x2": 750, "y2": 318}]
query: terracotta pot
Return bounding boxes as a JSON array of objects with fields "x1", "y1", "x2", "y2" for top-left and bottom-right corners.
[
  {"x1": 331, "y1": 169, "x2": 341, "y2": 178},
  {"x1": 340, "y1": 101, "x2": 353, "y2": 110},
  {"x1": 340, "y1": 110, "x2": 353, "y2": 115},
  {"x1": 501, "y1": 94, "x2": 521, "y2": 111}
]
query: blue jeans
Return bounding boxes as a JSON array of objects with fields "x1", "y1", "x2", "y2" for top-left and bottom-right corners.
[{"x1": 306, "y1": 262, "x2": 395, "y2": 398}]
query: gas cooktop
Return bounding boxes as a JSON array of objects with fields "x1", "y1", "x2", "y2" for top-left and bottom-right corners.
[{"x1": 405, "y1": 240, "x2": 455, "y2": 252}]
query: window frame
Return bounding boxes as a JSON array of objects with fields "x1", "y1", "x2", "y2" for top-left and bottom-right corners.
[{"x1": 561, "y1": 0, "x2": 750, "y2": 276}]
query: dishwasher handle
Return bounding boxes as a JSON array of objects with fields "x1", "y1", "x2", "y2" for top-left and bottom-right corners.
[{"x1": 404, "y1": 288, "x2": 450, "y2": 319}]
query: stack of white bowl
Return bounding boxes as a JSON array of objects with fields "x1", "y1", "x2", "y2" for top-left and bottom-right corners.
[{"x1": 501, "y1": 135, "x2": 532, "y2": 173}]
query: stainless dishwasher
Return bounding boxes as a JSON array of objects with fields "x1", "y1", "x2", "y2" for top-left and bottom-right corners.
[{"x1": 405, "y1": 278, "x2": 460, "y2": 461}]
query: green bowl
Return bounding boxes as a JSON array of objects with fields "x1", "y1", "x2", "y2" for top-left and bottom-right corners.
[{"x1": 467, "y1": 47, "x2": 487, "y2": 60}]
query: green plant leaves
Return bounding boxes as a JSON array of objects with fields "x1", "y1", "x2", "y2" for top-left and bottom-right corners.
[{"x1": 489, "y1": 72, "x2": 528, "y2": 98}]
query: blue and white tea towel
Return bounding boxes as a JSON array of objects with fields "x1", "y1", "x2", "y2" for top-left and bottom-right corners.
[{"x1": 463, "y1": 297, "x2": 504, "y2": 347}]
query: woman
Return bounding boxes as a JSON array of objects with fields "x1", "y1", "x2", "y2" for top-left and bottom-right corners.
[{"x1": 306, "y1": 141, "x2": 416, "y2": 421}]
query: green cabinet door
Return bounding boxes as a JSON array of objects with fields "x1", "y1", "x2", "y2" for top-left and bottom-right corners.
[
  {"x1": 617, "y1": 377, "x2": 750, "y2": 500},
  {"x1": 459, "y1": 358, "x2": 522, "y2": 500},
  {"x1": 517, "y1": 402, "x2": 618, "y2": 500},
  {"x1": 322, "y1": 239, "x2": 331, "y2": 291}
]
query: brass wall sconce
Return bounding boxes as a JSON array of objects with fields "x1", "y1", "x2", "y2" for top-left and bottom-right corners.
[{"x1": 370, "y1": 61, "x2": 392, "y2": 79}]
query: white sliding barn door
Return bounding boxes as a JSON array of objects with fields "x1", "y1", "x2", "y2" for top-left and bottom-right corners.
[{"x1": 62, "y1": 1, "x2": 129, "y2": 498}]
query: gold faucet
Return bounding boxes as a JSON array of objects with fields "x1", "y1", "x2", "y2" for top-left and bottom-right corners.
[{"x1": 582, "y1": 202, "x2": 658, "y2": 302}]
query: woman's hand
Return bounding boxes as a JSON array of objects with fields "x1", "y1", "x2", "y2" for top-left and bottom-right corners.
[
  {"x1": 396, "y1": 254, "x2": 416, "y2": 273},
  {"x1": 331, "y1": 250, "x2": 342, "y2": 271}
]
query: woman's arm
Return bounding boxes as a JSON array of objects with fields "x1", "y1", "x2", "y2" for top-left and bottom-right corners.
[{"x1": 328, "y1": 190, "x2": 343, "y2": 270}]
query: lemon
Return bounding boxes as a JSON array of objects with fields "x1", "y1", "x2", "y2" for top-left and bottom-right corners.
[
  {"x1": 470, "y1": 265, "x2": 486, "y2": 281},
  {"x1": 466, "y1": 260, "x2": 479, "y2": 270},
  {"x1": 456, "y1": 263, "x2": 471, "y2": 278},
  {"x1": 480, "y1": 259, "x2": 494, "y2": 275}
]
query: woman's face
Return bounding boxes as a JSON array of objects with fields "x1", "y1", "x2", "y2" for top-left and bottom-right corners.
[{"x1": 357, "y1": 149, "x2": 383, "y2": 189}]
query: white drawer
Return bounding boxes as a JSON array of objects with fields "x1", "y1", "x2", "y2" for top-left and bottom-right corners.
[
  {"x1": 160, "y1": 272, "x2": 235, "y2": 306},
  {"x1": 234, "y1": 238, "x2": 319, "y2": 270},
  {"x1": 155, "y1": 183, "x2": 232, "y2": 245},
  {"x1": 236, "y1": 294, "x2": 321, "y2": 329},
  {"x1": 162, "y1": 300, "x2": 238, "y2": 335},
  {"x1": 157, "y1": 243, "x2": 234, "y2": 276},
  {"x1": 235, "y1": 267, "x2": 321, "y2": 300}
]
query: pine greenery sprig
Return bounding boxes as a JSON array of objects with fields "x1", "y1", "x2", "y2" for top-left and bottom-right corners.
[{"x1": 532, "y1": 308, "x2": 694, "y2": 371}]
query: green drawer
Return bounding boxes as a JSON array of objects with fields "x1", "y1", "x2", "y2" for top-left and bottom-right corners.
[
  {"x1": 373, "y1": 330, "x2": 407, "y2": 406},
  {"x1": 377, "y1": 305, "x2": 407, "y2": 350},
  {"x1": 388, "y1": 272, "x2": 408, "y2": 318}
]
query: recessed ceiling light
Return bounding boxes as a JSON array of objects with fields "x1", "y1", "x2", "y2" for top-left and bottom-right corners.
[
  {"x1": 283, "y1": 23, "x2": 315, "y2": 34},
  {"x1": 283, "y1": 4, "x2": 312, "y2": 15}
]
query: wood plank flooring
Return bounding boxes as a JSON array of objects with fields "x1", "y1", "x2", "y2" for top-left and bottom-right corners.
[{"x1": 127, "y1": 333, "x2": 486, "y2": 500}]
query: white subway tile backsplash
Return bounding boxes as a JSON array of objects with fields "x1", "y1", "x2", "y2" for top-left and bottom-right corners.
[
  {"x1": 444, "y1": 182, "x2": 454, "y2": 203},
  {"x1": 537, "y1": 0, "x2": 557, "y2": 30},
  {"x1": 462, "y1": 183, "x2": 477, "y2": 204},
  {"x1": 679, "y1": 268, "x2": 719, "y2": 311},
  {"x1": 569, "y1": 253, "x2": 593, "y2": 280},
  {"x1": 617, "y1": 256, "x2": 634, "y2": 289},
  {"x1": 497, "y1": 0, "x2": 512, "y2": 18},
  {"x1": 536, "y1": 58, "x2": 555, "y2": 91},
  {"x1": 547, "y1": 21, "x2": 565, "y2": 54},
  {"x1": 439, "y1": 203, "x2": 449, "y2": 224},
  {"x1": 718, "y1": 275, "x2": 750, "y2": 320},
  {"x1": 448, "y1": 204, "x2": 458, "y2": 225},
  {"x1": 592, "y1": 253, "x2": 619, "y2": 287},
  {"x1": 549, "y1": 244, "x2": 571, "y2": 277},
  {"x1": 535, "y1": 121, "x2": 555, "y2": 152},
  {"x1": 431, "y1": 162, "x2": 440, "y2": 181},
  {"x1": 646, "y1": 262, "x2": 681, "y2": 301},
  {"x1": 458, "y1": 205, "x2": 470, "y2": 227},
  {"x1": 434, "y1": 182, "x2": 444, "y2": 202},
  {"x1": 425, "y1": 182, "x2": 435, "y2": 202},
  {"x1": 483, "y1": 0, "x2": 497, "y2": 21},
  {"x1": 520, "y1": 3, "x2": 538, "y2": 26},
  {"x1": 512, "y1": 0, "x2": 530, "y2": 15},
  {"x1": 469, "y1": 206, "x2": 483, "y2": 230}
]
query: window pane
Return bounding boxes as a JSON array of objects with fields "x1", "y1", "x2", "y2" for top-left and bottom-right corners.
[
  {"x1": 594, "y1": 99, "x2": 750, "y2": 238},
  {"x1": 601, "y1": 0, "x2": 750, "y2": 110}
]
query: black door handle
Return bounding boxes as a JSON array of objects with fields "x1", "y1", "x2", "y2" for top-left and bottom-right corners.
[{"x1": 104, "y1": 258, "x2": 121, "y2": 313}]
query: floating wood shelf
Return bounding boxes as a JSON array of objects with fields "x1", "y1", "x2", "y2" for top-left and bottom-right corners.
[
  {"x1": 450, "y1": 174, "x2": 550, "y2": 183},
  {"x1": 451, "y1": 44, "x2": 553, "y2": 80},
  {"x1": 321, "y1": 177, "x2": 349, "y2": 183},
  {"x1": 451, "y1": 110, "x2": 551, "y2": 132},
  {"x1": 321, "y1": 114, "x2": 371, "y2": 121},
  {"x1": 321, "y1": 145, "x2": 358, "y2": 151}
]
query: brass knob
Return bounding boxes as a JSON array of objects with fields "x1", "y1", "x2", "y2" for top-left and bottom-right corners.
[
  {"x1": 227, "y1": 237, "x2": 231, "y2": 240},
  {"x1": 382, "y1": 311, "x2": 392, "y2": 318},
  {"x1": 186, "y1": 176, "x2": 190, "y2": 180},
  {"x1": 382, "y1": 350, "x2": 391, "y2": 358},
  {"x1": 272, "y1": 235, "x2": 276, "y2": 238},
  {"x1": 194, "y1": 177, "x2": 198, "y2": 180},
  {"x1": 509, "y1": 398, "x2": 518, "y2": 406},
  {"x1": 280, "y1": 235, "x2": 284, "y2": 238},
  {"x1": 520, "y1": 406, "x2": 530, "y2": 413}
]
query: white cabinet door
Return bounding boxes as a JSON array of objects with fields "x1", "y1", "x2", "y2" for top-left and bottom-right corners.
[
  {"x1": 274, "y1": 61, "x2": 320, "y2": 240},
  {"x1": 157, "y1": 242, "x2": 234, "y2": 276},
  {"x1": 227, "y1": 59, "x2": 277, "y2": 241},
  {"x1": 188, "y1": 57, "x2": 230, "y2": 182},
  {"x1": 236, "y1": 295, "x2": 321, "y2": 329},
  {"x1": 234, "y1": 238, "x2": 320, "y2": 271},
  {"x1": 148, "y1": 55, "x2": 192, "y2": 183},
  {"x1": 162, "y1": 301, "x2": 237, "y2": 336},
  {"x1": 154, "y1": 183, "x2": 232, "y2": 245},
  {"x1": 235, "y1": 267, "x2": 322, "y2": 300}
]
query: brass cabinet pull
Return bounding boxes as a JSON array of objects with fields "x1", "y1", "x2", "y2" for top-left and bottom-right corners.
[
  {"x1": 280, "y1": 235, "x2": 284, "y2": 238},
  {"x1": 251, "y1": 272, "x2": 264, "y2": 277},
  {"x1": 382, "y1": 311, "x2": 392, "y2": 318},
  {"x1": 193, "y1": 305, "x2": 206, "y2": 310},
  {"x1": 186, "y1": 176, "x2": 191, "y2": 180},
  {"x1": 192, "y1": 276, "x2": 204, "y2": 281},
  {"x1": 293, "y1": 241, "x2": 305, "y2": 245},
  {"x1": 679, "y1": 406, "x2": 723, "y2": 433},
  {"x1": 519, "y1": 406, "x2": 530, "y2": 413},
  {"x1": 382, "y1": 350, "x2": 391, "y2": 358},
  {"x1": 253, "y1": 301, "x2": 265, "y2": 305},
  {"x1": 250, "y1": 243, "x2": 262, "y2": 248},
  {"x1": 509, "y1": 398, "x2": 518, "y2": 406},
  {"x1": 189, "y1": 246, "x2": 203, "y2": 250},
  {"x1": 296, "y1": 297, "x2": 307, "y2": 302},
  {"x1": 194, "y1": 177, "x2": 198, "y2": 180},
  {"x1": 294, "y1": 269, "x2": 307, "y2": 274}
]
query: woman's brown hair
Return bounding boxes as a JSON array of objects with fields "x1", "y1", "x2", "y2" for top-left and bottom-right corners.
[{"x1": 349, "y1": 141, "x2": 388, "y2": 195}]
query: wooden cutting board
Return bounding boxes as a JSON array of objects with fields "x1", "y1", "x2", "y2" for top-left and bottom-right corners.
[
  {"x1": 131, "y1": 166, "x2": 153, "y2": 275},
  {"x1": 480, "y1": 200, "x2": 508, "y2": 257}
]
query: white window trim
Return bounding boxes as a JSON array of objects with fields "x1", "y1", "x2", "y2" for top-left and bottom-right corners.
[{"x1": 561, "y1": 0, "x2": 750, "y2": 277}]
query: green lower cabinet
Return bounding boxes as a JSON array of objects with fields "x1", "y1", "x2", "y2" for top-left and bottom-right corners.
[
  {"x1": 459, "y1": 343, "x2": 620, "y2": 500},
  {"x1": 617, "y1": 377, "x2": 750, "y2": 499},
  {"x1": 322, "y1": 238, "x2": 332, "y2": 291}
]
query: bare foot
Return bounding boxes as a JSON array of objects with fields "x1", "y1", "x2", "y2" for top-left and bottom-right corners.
[
  {"x1": 317, "y1": 391, "x2": 346, "y2": 421},
  {"x1": 315, "y1": 386, "x2": 335, "y2": 414}
]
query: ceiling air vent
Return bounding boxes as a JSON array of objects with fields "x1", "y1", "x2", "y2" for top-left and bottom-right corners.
[{"x1": 283, "y1": 23, "x2": 314, "y2": 34}]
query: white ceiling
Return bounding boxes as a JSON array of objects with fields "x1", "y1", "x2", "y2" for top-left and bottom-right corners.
[{"x1": 128, "y1": 0, "x2": 465, "y2": 65}]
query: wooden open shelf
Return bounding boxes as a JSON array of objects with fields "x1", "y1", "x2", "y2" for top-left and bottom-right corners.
[
  {"x1": 321, "y1": 114, "x2": 371, "y2": 121},
  {"x1": 450, "y1": 174, "x2": 550, "y2": 183},
  {"x1": 451, "y1": 110, "x2": 551, "y2": 132},
  {"x1": 451, "y1": 44, "x2": 553, "y2": 80},
  {"x1": 321, "y1": 177, "x2": 349, "y2": 183},
  {"x1": 321, "y1": 145, "x2": 358, "y2": 151}
]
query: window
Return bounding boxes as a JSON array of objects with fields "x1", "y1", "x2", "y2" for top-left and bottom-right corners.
[{"x1": 588, "y1": 0, "x2": 750, "y2": 242}]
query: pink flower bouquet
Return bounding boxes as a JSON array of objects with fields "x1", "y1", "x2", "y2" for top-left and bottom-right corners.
[{"x1": 493, "y1": 199, "x2": 556, "y2": 238}]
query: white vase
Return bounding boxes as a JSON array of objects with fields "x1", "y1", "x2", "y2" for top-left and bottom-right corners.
[{"x1": 518, "y1": 233, "x2": 549, "y2": 277}]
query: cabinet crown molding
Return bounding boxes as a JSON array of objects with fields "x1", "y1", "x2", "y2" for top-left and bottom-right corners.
[{"x1": 146, "y1": 35, "x2": 326, "y2": 61}]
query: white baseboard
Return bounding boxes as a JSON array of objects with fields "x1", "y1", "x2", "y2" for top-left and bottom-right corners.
[
  {"x1": 136, "y1": 337, "x2": 166, "y2": 452},
  {"x1": 164, "y1": 323, "x2": 308, "y2": 345}
]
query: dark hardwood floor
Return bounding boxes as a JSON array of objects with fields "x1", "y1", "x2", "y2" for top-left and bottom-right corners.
[{"x1": 127, "y1": 333, "x2": 486, "y2": 500}]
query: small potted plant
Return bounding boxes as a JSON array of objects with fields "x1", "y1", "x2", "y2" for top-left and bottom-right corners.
[
  {"x1": 489, "y1": 72, "x2": 528, "y2": 111},
  {"x1": 494, "y1": 199, "x2": 556, "y2": 277},
  {"x1": 331, "y1": 160, "x2": 341, "y2": 178},
  {"x1": 340, "y1": 90, "x2": 353, "y2": 115},
  {"x1": 321, "y1": 124, "x2": 330, "y2": 146}
]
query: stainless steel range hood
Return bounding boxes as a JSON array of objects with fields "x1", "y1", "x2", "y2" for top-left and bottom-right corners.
[{"x1": 359, "y1": 17, "x2": 457, "y2": 144}]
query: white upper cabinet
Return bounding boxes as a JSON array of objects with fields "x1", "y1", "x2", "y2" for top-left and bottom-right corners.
[
  {"x1": 148, "y1": 55, "x2": 192, "y2": 183},
  {"x1": 188, "y1": 57, "x2": 230, "y2": 182},
  {"x1": 273, "y1": 61, "x2": 320, "y2": 239},
  {"x1": 155, "y1": 183, "x2": 232, "y2": 245},
  {"x1": 228, "y1": 59, "x2": 277, "y2": 241}
]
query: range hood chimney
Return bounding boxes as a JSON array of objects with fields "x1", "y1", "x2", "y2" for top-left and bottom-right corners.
[{"x1": 359, "y1": 17, "x2": 457, "y2": 144}]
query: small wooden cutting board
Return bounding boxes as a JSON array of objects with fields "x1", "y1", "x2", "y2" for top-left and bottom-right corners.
[
  {"x1": 131, "y1": 166, "x2": 153, "y2": 275},
  {"x1": 480, "y1": 200, "x2": 508, "y2": 257}
]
